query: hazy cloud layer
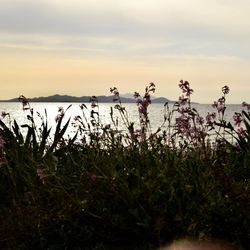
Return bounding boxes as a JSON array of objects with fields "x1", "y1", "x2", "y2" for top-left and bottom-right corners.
[{"x1": 1, "y1": 0, "x2": 250, "y2": 58}]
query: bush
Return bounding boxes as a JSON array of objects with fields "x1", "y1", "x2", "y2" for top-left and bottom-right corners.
[{"x1": 0, "y1": 81, "x2": 249, "y2": 249}]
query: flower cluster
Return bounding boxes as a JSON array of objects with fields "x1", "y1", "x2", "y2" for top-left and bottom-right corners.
[
  {"x1": 110, "y1": 87, "x2": 120, "y2": 103},
  {"x1": 222, "y1": 85, "x2": 230, "y2": 94},
  {"x1": 212, "y1": 97, "x2": 226, "y2": 114},
  {"x1": 231, "y1": 111, "x2": 247, "y2": 138},
  {"x1": 174, "y1": 80, "x2": 217, "y2": 146},
  {"x1": 179, "y1": 80, "x2": 193, "y2": 96},
  {"x1": 19, "y1": 95, "x2": 30, "y2": 110},
  {"x1": 89, "y1": 96, "x2": 100, "y2": 128},
  {"x1": 90, "y1": 96, "x2": 99, "y2": 109},
  {"x1": 55, "y1": 107, "x2": 65, "y2": 123},
  {"x1": 205, "y1": 112, "x2": 216, "y2": 127},
  {"x1": 233, "y1": 112, "x2": 242, "y2": 127},
  {"x1": 212, "y1": 86, "x2": 230, "y2": 116},
  {"x1": 178, "y1": 95, "x2": 188, "y2": 106},
  {"x1": 133, "y1": 82, "x2": 155, "y2": 138}
]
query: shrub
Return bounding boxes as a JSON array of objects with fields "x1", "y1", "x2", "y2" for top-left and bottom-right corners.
[{"x1": 0, "y1": 81, "x2": 249, "y2": 249}]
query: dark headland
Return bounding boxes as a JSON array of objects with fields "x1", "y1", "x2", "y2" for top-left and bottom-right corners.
[{"x1": 0, "y1": 94, "x2": 171, "y2": 103}]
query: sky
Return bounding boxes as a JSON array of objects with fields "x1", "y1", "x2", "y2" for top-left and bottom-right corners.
[{"x1": 0, "y1": 0, "x2": 250, "y2": 103}]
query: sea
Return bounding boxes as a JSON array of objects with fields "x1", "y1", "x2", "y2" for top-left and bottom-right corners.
[{"x1": 0, "y1": 102, "x2": 244, "y2": 140}]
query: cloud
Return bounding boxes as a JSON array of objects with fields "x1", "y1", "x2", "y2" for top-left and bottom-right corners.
[
  {"x1": 0, "y1": 0, "x2": 138, "y2": 36},
  {"x1": 0, "y1": 0, "x2": 250, "y2": 102},
  {"x1": 1, "y1": 0, "x2": 250, "y2": 40}
]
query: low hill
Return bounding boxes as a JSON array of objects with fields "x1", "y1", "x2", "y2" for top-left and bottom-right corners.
[{"x1": 0, "y1": 94, "x2": 171, "y2": 103}]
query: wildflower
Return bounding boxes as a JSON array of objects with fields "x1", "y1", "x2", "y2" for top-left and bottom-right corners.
[
  {"x1": 206, "y1": 112, "x2": 216, "y2": 126},
  {"x1": 179, "y1": 80, "x2": 193, "y2": 96},
  {"x1": 233, "y1": 112, "x2": 242, "y2": 127},
  {"x1": 189, "y1": 126, "x2": 207, "y2": 143},
  {"x1": 138, "y1": 102, "x2": 147, "y2": 115},
  {"x1": 89, "y1": 96, "x2": 98, "y2": 109},
  {"x1": 178, "y1": 106, "x2": 191, "y2": 114},
  {"x1": 139, "y1": 128, "x2": 147, "y2": 141},
  {"x1": 212, "y1": 101, "x2": 217, "y2": 109},
  {"x1": 149, "y1": 82, "x2": 155, "y2": 88},
  {"x1": 37, "y1": 167, "x2": 46, "y2": 185},
  {"x1": 178, "y1": 95, "x2": 188, "y2": 105},
  {"x1": 110, "y1": 87, "x2": 120, "y2": 102},
  {"x1": 55, "y1": 106, "x2": 65, "y2": 122},
  {"x1": 133, "y1": 84, "x2": 155, "y2": 134},
  {"x1": 1, "y1": 111, "x2": 9, "y2": 118},
  {"x1": 175, "y1": 115, "x2": 190, "y2": 136},
  {"x1": 19, "y1": 95, "x2": 30, "y2": 110},
  {"x1": 222, "y1": 85, "x2": 230, "y2": 94},
  {"x1": 236, "y1": 127, "x2": 246, "y2": 138},
  {"x1": 196, "y1": 116, "x2": 204, "y2": 125},
  {"x1": 212, "y1": 98, "x2": 226, "y2": 113},
  {"x1": 55, "y1": 114, "x2": 61, "y2": 123},
  {"x1": 134, "y1": 92, "x2": 140, "y2": 98},
  {"x1": 217, "y1": 104, "x2": 226, "y2": 113}
]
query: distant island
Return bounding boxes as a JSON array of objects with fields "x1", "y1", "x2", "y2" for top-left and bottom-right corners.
[{"x1": 0, "y1": 94, "x2": 172, "y2": 104}]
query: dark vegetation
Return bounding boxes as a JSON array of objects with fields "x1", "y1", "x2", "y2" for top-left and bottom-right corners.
[{"x1": 0, "y1": 81, "x2": 249, "y2": 249}]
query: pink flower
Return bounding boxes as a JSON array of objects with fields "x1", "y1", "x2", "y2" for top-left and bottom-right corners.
[
  {"x1": 138, "y1": 102, "x2": 147, "y2": 115},
  {"x1": 217, "y1": 104, "x2": 226, "y2": 113},
  {"x1": 206, "y1": 112, "x2": 216, "y2": 126},
  {"x1": 212, "y1": 99, "x2": 226, "y2": 113},
  {"x1": 19, "y1": 95, "x2": 30, "y2": 110},
  {"x1": 237, "y1": 127, "x2": 246, "y2": 138},
  {"x1": 55, "y1": 107, "x2": 65, "y2": 122},
  {"x1": 196, "y1": 116, "x2": 204, "y2": 125},
  {"x1": 222, "y1": 85, "x2": 230, "y2": 94},
  {"x1": 178, "y1": 106, "x2": 191, "y2": 114},
  {"x1": 179, "y1": 80, "x2": 193, "y2": 96},
  {"x1": 110, "y1": 87, "x2": 120, "y2": 102},
  {"x1": 178, "y1": 95, "x2": 187, "y2": 105},
  {"x1": 233, "y1": 112, "x2": 242, "y2": 127},
  {"x1": 212, "y1": 101, "x2": 217, "y2": 109}
]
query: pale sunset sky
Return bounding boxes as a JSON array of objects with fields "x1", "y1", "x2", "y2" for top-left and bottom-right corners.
[{"x1": 0, "y1": 0, "x2": 250, "y2": 103}]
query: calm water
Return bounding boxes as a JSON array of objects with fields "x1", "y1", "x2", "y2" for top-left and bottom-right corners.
[{"x1": 0, "y1": 102, "x2": 243, "y2": 138}]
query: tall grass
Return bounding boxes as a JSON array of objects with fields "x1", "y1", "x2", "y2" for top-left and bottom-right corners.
[{"x1": 0, "y1": 81, "x2": 249, "y2": 249}]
